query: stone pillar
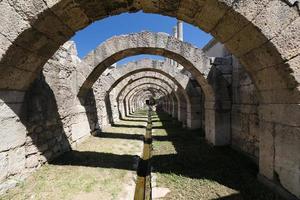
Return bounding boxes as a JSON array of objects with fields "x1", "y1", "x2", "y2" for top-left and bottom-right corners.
[
  {"x1": 172, "y1": 97, "x2": 178, "y2": 119},
  {"x1": 171, "y1": 96, "x2": 177, "y2": 118},
  {"x1": 207, "y1": 56, "x2": 233, "y2": 146},
  {"x1": 166, "y1": 98, "x2": 170, "y2": 114},
  {"x1": 109, "y1": 93, "x2": 119, "y2": 123},
  {"x1": 118, "y1": 100, "x2": 122, "y2": 119},
  {"x1": 166, "y1": 96, "x2": 171, "y2": 115},
  {"x1": 179, "y1": 102, "x2": 187, "y2": 127},
  {"x1": 187, "y1": 96, "x2": 203, "y2": 130}
]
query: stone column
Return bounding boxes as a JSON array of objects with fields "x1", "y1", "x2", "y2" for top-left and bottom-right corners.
[
  {"x1": 109, "y1": 92, "x2": 119, "y2": 123},
  {"x1": 207, "y1": 56, "x2": 233, "y2": 145},
  {"x1": 187, "y1": 96, "x2": 203, "y2": 130}
]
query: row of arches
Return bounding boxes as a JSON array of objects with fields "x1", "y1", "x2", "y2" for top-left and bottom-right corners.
[
  {"x1": 0, "y1": 1, "x2": 299, "y2": 198},
  {"x1": 78, "y1": 32, "x2": 230, "y2": 146}
]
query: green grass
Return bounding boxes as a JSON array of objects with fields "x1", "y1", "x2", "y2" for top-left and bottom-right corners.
[
  {"x1": 0, "y1": 110, "x2": 284, "y2": 200},
  {"x1": 151, "y1": 112, "x2": 284, "y2": 200},
  {"x1": 0, "y1": 111, "x2": 149, "y2": 200}
]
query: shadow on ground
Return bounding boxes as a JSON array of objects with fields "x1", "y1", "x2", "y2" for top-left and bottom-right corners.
[
  {"x1": 151, "y1": 111, "x2": 284, "y2": 200},
  {"x1": 48, "y1": 110, "x2": 283, "y2": 200}
]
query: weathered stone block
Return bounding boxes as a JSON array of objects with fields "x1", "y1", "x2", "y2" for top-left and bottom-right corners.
[
  {"x1": 259, "y1": 121, "x2": 275, "y2": 180},
  {"x1": 274, "y1": 124, "x2": 300, "y2": 198},
  {"x1": 0, "y1": 34, "x2": 12, "y2": 61},
  {"x1": 0, "y1": 104, "x2": 23, "y2": 122},
  {"x1": 225, "y1": 24, "x2": 267, "y2": 57},
  {"x1": 0, "y1": 91, "x2": 25, "y2": 104},
  {"x1": 25, "y1": 154, "x2": 39, "y2": 169},
  {"x1": 259, "y1": 104, "x2": 300, "y2": 127},
  {"x1": 0, "y1": 152, "x2": 8, "y2": 182},
  {"x1": 8, "y1": 146, "x2": 25, "y2": 175},
  {"x1": 7, "y1": 0, "x2": 47, "y2": 21},
  {"x1": 272, "y1": 17, "x2": 300, "y2": 61},
  {"x1": 0, "y1": 67, "x2": 39, "y2": 90},
  {"x1": 194, "y1": 0, "x2": 231, "y2": 32},
  {"x1": 70, "y1": 113, "x2": 90, "y2": 141},
  {"x1": 0, "y1": 0, "x2": 30, "y2": 42},
  {"x1": 0, "y1": 118, "x2": 26, "y2": 152},
  {"x1": 258, "y1": 1, "x2": 298, "y2": 38},
  {"x1": 211, "y1": 8, "x2": 249, "y2": 42},
  {"x1": 25, "y1": 144, "x2": 39, "y2": 155},
  {"x1": 45, "y1": 0, "x2": 90, "y2": 31},
  {"x1": 32, "y1": 8, "x2": 74, "y2": 44}
]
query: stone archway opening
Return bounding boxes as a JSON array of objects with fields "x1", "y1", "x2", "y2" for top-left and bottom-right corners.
[
  {"x1": 116, "y1": 78, "x2": 176, "y2": 122},
  {"x1": 101, "y1": 59, "x2": 202, "y2": 129},
  {"x1": 76, "y1": 32, "x2": 226, "y2": 149},
  {"x1": 115, "y1": 76, "x2": 179, "y2": 119},
  {"x1": 0, "y1": 1, "x2": 299, "y2": 198}
]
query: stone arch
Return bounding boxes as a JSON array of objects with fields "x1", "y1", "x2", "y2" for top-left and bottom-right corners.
[
  {"x1": 78, "y1": 32, "x2": 212, "y2": 101},
  {"x1": 113, "y1": 75, "x2": 180, "y2": 119},
  {"x1": 107, "y1": 69, "x2": 189, "y2": 121},
  {"x1": 125, "y1": 84, "x2": 172, "y2": 114},
  {"x1": 116, "y1": 77, "x2": 179, "y2": 120},
  {"x1": 120, "y1": 81, "x2": 175, "y2": 113},
  {"x1": 78, "y1": 33, "x2": 235, "y2": 146},
  {"x1": 101, "y1": 59, "x2": 195, "y2": 125},
  {"x1": 126, "y1": 83, "x2": 173, "y2": 109},
  {"x1": 101, "y1": 59, "x2": 189, "y2": 92},
  {"x1": 0, "y1": 1, "x2": 299, "y2": 197},
  {"x1": 130, "y1": 87, "x2": 171, "y2": 114},
  {"x1": 105, "y1": 73, "x2": 181, "y2": 123},
  {"x1": 130, "y1": 87, "x2": 167, "y2": 112},
  {"x1": 107, "y1": 76, "x2": 176, "y2": 123},
  {"x1": 2, "y1": 1, "x2": 298, "y2": 97}
]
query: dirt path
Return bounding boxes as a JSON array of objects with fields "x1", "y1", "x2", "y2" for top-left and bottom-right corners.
[{"x1": 0, "y1": 111, "x2": 148, "y2": 200}]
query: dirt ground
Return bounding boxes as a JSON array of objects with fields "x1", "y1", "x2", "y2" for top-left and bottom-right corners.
[
  {"x1": 0, "y1": 110, "x2": 285, "y2": 200},
  {"x1": 0, "y1": 111, "x2": 147, "y2": 200}
]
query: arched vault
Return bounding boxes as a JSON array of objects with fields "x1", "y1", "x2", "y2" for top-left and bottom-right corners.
[{"x1": 0, "y1": 1, "x2": 299, "y2": 197}]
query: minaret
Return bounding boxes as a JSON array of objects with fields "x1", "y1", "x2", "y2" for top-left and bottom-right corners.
[
  {"x1": 177, "y1": 20, "x2": 183, "y2": 41},
  {"x1": 177, "y1": 20, "x2": 184, "y2": 70},
  {"x1": 166, "y1": 21, "x2": 184, "y2": 67},
  {"x1": 171, "y1": 25, "x2": 178, "y2": 66}
]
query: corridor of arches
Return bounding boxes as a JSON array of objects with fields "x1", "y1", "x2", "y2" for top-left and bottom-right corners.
[{"x1": 0, "y1": 1, "x2": 299, "y2": 199}]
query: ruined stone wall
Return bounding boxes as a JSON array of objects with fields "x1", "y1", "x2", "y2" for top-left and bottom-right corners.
[
  {"x1": 231, "y1": 57, "x2": 259, "y2": 161},
  {"x1": 0, "y1": 90, "x2": 27, "y2": 192},
  {"x1": 92, "y1": 78, "x2": 110, "y2": 130},
  {"x1": 204, "y1": 40, "x2": 259, "y2": 161},
  {"x1": 0, "y1": 41, "x2": 93, "y2": 193},
  {"x1": 91, "y1": 68, "x2": 121, "y2": 129},
  {"x1": 0, "y1": 1, "x2": 298, "y2": 197}
]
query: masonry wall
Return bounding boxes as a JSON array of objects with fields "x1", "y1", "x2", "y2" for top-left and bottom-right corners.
[
  {"x1": 204, "y1": 40, "x2": 259, "y2": 161},
  {"x1": 0, "y1": 41, "x2": 94, "y2": 193},
  {"x1": 0, "y1": 90, "x2": 27, "y2": 192},
  {"x1": 92, "y1": 77, "x2": 111, "y2": 129},
  {"x1": 231, "y1": 57, "x2": 259, "y2": 161}
]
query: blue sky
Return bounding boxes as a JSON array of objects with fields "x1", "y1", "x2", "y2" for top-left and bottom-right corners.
[{"x1": 71, "y1": 12, "x2": 212, "y2": 65}]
